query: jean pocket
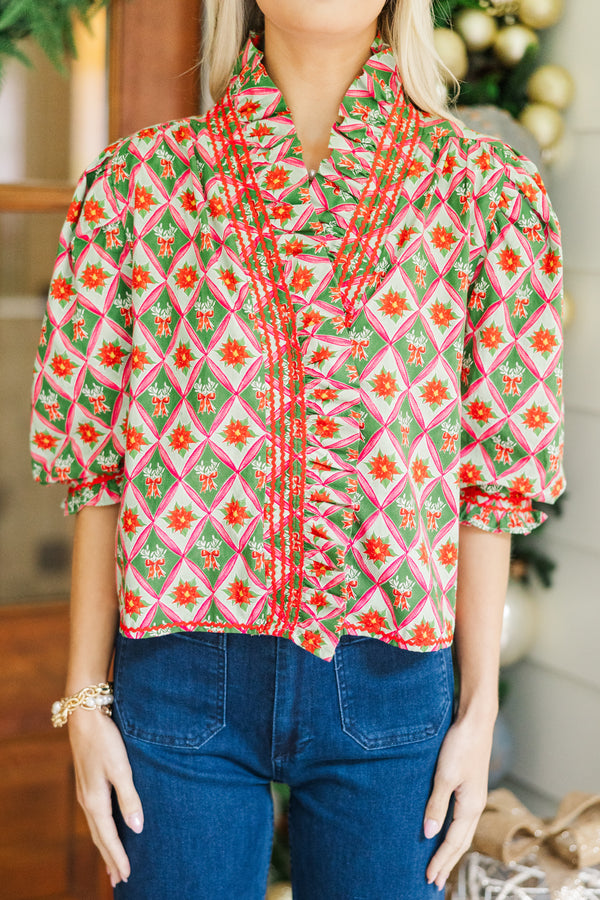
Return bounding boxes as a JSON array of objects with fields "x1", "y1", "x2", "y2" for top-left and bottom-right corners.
[
  {"x1": 113, "y1": 630, "x2": 226, "y2": 749},
  {"x1": 334, "y1": 637, "x2": 453, "y2": 750}
]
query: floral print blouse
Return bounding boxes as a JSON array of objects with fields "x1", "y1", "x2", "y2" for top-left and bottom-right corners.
[{"x1": 30, "y1": 32, "x2": 565, "y2": 661}]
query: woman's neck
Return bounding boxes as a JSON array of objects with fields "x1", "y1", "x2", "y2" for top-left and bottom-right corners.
[{"x1": 261, "y1": 21, "x2": 378, "y2": 172}]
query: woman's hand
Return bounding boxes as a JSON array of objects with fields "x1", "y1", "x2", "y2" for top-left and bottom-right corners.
[
  {"x1": 423, "y1": 708, "x2": 496, "y2": 891},
  {"x1": 69, "y1": 708, "x2": 144, "y2": 888}
]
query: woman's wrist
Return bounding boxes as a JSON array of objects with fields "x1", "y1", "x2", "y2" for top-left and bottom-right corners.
[{"x1": 455, "y1": 688, "x2": 499, "y2": 726}]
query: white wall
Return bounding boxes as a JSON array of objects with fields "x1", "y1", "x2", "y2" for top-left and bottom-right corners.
[{"x1": 502, "y1": 0, "x2": 600, "y2": 813}]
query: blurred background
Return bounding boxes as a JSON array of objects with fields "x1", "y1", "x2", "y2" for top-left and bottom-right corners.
[{"x1": 0, "y1": 1, "x2": 598, "y2": 897}]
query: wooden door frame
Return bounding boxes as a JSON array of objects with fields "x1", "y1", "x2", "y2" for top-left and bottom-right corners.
[{"x1": 108, "y1": 0, "x2": 203, "y2": 142}]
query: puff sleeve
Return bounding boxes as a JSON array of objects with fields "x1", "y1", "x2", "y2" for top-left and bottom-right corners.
[
  {"x1": 459, "y1": 140, "x2": 566, "y2": 534},
  {"x1": 30, "y1": 141, "x2": 133, "y2": 514}
]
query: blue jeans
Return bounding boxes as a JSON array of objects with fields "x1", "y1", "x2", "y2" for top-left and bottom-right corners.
[{"x1": 112, "y1": 631, "x2": 454, "y2": 899}]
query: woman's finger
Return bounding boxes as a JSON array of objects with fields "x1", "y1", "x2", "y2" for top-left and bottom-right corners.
[{"x1": 426, "y1": 794, "x2": 485, "y2": 889}]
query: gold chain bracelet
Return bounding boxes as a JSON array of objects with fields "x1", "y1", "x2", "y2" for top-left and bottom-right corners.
[{"x1": 51, "y1": 682, "x2": 114, "y2": 728}]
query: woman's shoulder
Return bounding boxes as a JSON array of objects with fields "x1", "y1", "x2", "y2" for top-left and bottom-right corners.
[{"x1": 415, "y1": 109, "x2": 551, "y2": 220}]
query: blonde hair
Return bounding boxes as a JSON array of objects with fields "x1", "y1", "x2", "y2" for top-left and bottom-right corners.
[{"x1": 202, "y1": 0, "x2": 453, "y2": 119}]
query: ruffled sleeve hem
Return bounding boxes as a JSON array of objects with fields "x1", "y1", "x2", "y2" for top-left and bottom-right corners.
[
  {"x1": 459, "y1": 486, "x2": 547, "y2": 535},
  {"x1": 65, "y1": 474, "x2": 123, "y2": 515}
]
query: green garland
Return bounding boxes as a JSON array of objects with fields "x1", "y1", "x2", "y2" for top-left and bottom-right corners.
[{"x1": 0, "y1": 0, "x2": 108, "y2": 78}]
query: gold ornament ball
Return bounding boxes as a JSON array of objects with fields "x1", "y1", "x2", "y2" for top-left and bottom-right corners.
[
  {"x1": 527, "y1": 64, "x2": 575, "y2": 110},
  {"x1": 562, "y1": 290, "x2": 575, "y2": 328},
  {"x1": 500, "y1": 579, "x2": 540, "y2": 668},
  {"x1": 433, "y1": 27, "x2": 469, "y2": 81},
  {"x1": 266, "y1": 884, "x2": 293, "y2": 900},
  {"x1": 520, "y1": 102, "x2": 564, "y2": 149},
  {"x1": 455, "y1": 9, "x2": 498, "y2": 52},
  {"x1": 519, "y1": 0, "x2": 563, "y2": 30},
  {"x1": 494, "y1": 25, "x2": 539, "y2": 67}
]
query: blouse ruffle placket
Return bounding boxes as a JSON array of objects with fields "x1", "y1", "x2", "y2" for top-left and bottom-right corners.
[{"x1": 207, "y1": 34, "x2": 422, "y2": 655}]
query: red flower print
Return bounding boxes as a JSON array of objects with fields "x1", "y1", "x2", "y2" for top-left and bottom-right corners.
[
  {"x1": 285, "y1": 238, "x2": 304, "y2": 256},
  {"x1": 265, "y1": 166, "x2": 289, "y2": 190},
  {"x1": 312, "y1": 560, "x2": 334, "y2": 578},
  {"x1": 209, "y1": 196, "x2": 227, "y2": 218},
  {"x1": 443, "y1": 155, "x2": 457, "y2": 176},
  {"x1": 77, "y1": 422, "x2": 100, "y2": 445},
  {"x1": 467, "y1": 399, "x2": 496, "y2": 425},
  {"x1": 407, "y1": 159, "x2": 426, "y2": 179},
  {"x1": 510, "y1": 476, "x2": 534, "y2": 494},
  {"x1": 124, "y1": 590, "x2": 145, "y2": 616},
  {"x1": 396, "y1": 226, "x2": 415, "y2": 249},
  {"x1": 50, "y1": 353, "x2": 76, "y2": 379},
  {"x1": 420, "y1": 376, "x2": 449, "y2": 408},
  {"x1": 533, "y1": 172, "x2": 547, "y2": 195},
  {"x1": 131, "y1": 346, "x2": 150, "y2": 372},
  {"x1": 363, "y1": 535, "x2": 394, "y2": 566},
  {"x1": 315, "y1": 416, "x2": 339, "y2": 439},
  {"x1": 175, "y1": 264, "x2": 199, "y2": 292},
  {"x1": 530, "y1": 326, "x2": 558, "y2": 355},
  {"x1": 173, "y1": 343, "x2": 194, "y2": 371},
  {"x1": 238, "y1": 100, "x2": 261, "y2": 119},
  {"x1": 438, "y1": 540, "x2": 458, "y2": 568},
  {"x1": 138, "y1": 127, "x2": 156, "y2": 139},
  {"x1": 223, "y1": 419, "x2": 253, "y2": 449},
  {"x1": 311, "y1": 592, "x2": 328, "y2": 610},
  {"x1": 125, "y1": 426, "x2": 147, "y2": 453},
  {"x1": 251, "y1": 123, "x2": 273, "y2": 138},
  {"x1": 430, "y1": 300, "x2": 456, "y2": 330},
  {"x1": 269, "y1": 202, "x2": 293, "y2": 225},
  {"x1": 134, "y1": 185, "x2": 157, "y2": 213},
  {"x1": 227, "y1": 577, "x2": 254, "y2": 606},
  {"x1": 180, "y1": 190, "x2": 198, "y2": 213},
  {"x1": 459, "y1": 462, "x2": 482, "y2": 485},
  {"x1": 518, "y1": 180, "x2": 538, "y2": 204},
  {"x1": 66, "y1": 200, "x2": 81, "y2": 223},
  {"x1": 219, "y1": 267, "x2": 238, "y2": 292},
  {"x1": 370, "y1": 369, "x2": 399, "y2": 401},
  {"x1": 474, "y1": 150, "x2": 491, "y2": 172},
  {"x1": 132, "y1": 264, "x2": 154, "y2": 292},
  {"x1": 301, "y1": 630, "x2": 323, "y2": 652},
  {"x1": 418, "y1": 542, "x2": 429, "y2": 564},
  {"x1": 220, "y1": 338, "x2": 250, "y2": 369},
  {"x1": 33, "y1": 432, "x2": 58, "y2": 451},
  {"x1": 522, "y1": 403, "x2": 551, "y2": 433},
  {"x1": 122, "y1": 508, "x2": 142, "y2": 536},
  {"x1": 82, "y1": 264, "x2": 108, "y2": 292},
  {"x1": 379, "y1": 290, "x2": 409, "y2": 319},
  {"x1": 369, "y1": 451, "x2": 399, "y2": 486},
  {"x1": 312, "y1": 387, "x2": 338, "y2": 402},
  {"x1": 171, "y1": 580, "x2": 201, "y2": 608},
  {"x1": 83, "y1": 198, "x2": 107, "y2": 225},
  {"x1": 411, "y1": 457, "x2": 431, "y2": 486},
  {"x1": 431, "y1": 225, "x2": 457, "y2": 252},
  {"x1": 309, "y1": 489, "x2": 331, "y2": 504},
  {"x1": 173, "y1": 125, "x2": 192, "y2": 143},
  {"x1": 224, "y1": 499, "x2": 251, "y2": 528},
  {"x1": 480, "y1": 324, "x2": 505, "y2": 352},
  {"x1": 358, "y1": 609, "x2": 387, "y2": 633},
  {"x1": 498, "y1": 247, "x2": 524, "y2": 275},
  {"x1": 302, "y1": 310, "x2": 324, "y2": 330},
  {"x1": 169, "y1": 425, "x2": 197, "y2": 453},
  {"x1": 98, "y1": 341, "x2": 125, "y2": 369},
  {"x1": 50, "y1": 276, "x2": 74, "y2": 304},
  {"x1": 541, "y1": 250, "x2": 561, "y2": 277},
  {"x1": 291, "y1": 266, "x2": 314, "y2": 293},
  {"x1": 409, "y1": 622, "x2": 437, "y2": 647},
  {"x1": 166, "y1": 504, "x2": 197, "y2": 534},
  {"x1": 309, "y1": 345, "x2": 333, "y2": 367}
]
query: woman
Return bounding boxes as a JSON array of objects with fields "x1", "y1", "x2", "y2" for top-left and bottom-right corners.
[{"x1": 31, "y1": 0, "x2": 565, "y2": 896}]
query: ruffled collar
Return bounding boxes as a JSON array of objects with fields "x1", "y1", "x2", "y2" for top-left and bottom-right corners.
[{"x1": 227, "y1": 30, "x2": 404, "y2": 134}]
